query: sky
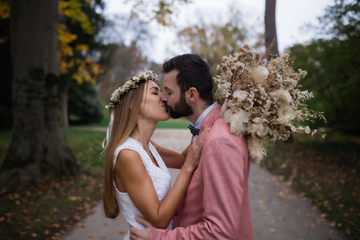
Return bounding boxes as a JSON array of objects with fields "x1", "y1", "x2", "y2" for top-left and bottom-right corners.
[{"x1": 102, "y1": 0, "x2": 334, "y2": 63}]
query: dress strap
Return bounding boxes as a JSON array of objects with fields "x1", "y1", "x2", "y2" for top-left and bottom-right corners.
[{"x1": 113, "y1": 137, "x2": 151, "y2": 171}]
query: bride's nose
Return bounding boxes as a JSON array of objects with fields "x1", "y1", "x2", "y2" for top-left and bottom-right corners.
[{"x1": 160, "y1": 93, "x2": 167, "y2": 102}]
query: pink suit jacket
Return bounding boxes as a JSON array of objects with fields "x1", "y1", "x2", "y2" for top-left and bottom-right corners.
[{"x1": 150, "y1": 105, "x2": 254, "y2": 239}]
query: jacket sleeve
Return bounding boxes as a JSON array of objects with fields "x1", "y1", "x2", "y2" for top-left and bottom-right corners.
[{"x1": 150, "y1": 134, "x2": 250, "y2": 239}]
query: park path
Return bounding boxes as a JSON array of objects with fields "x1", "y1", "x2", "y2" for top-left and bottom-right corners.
[{"x1": 62, "y1": 129, "x2": 346, "y2": 240}]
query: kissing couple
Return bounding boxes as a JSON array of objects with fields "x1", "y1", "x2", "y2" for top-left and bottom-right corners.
[{"x1": 101, "y1": 54, "x2": 253, "y2": 240}]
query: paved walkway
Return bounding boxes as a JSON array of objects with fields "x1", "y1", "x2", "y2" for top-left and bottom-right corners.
[{"x1": 62, "y1": 129, "x2": 346, "y2": 240}]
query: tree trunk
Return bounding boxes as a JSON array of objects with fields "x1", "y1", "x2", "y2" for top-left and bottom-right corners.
[
  {"x1": 265, "y1": 0, "x2": 279, "y2": 60},
  {"x1": 0, "y1": 0, "x2": 80, "y2": 190},
  {"x1": 58, "y1": 11, "x2": 69, "y2": 128},
  {"x1": 60, "y1": 85, "x2": 69, "y2": 128}
]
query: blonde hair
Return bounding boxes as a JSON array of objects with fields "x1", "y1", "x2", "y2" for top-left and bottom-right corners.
[{"x1": 103, "y1": 81, "x2": 147, "y2": 218}]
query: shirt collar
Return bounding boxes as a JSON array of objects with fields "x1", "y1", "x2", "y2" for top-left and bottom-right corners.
[{"x1": 194, "y1": 102, "x2": 218, "y2": 129}]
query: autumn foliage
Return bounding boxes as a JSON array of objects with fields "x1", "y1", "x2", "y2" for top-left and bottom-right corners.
[
  {"x1": 58, "y1": 0, "x2": 103, "y2": 84},
  {"x1": 0, "y1": 0, "x2": 103, "y2": 84}
]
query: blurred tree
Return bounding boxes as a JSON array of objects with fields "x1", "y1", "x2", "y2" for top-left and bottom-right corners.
[
  {"x1": 96, "y1": 41, "x2": 163, "y2": 104},
  {"x1": 0, "y1": 0, "x2": 107, "y2": 128},
  {"x1": 97, "y1": 42, "x2": 149, "y2": 102},
  {"x1": 0, "y1": 0, "x2": 80, "y2": 189},
  {"x1": 148, "y1": 61, "x2": 163, "y2": 86},
  {"x1": 126, "y1": 0, "x2": 190, "y2": 26},
  {"x1": 58, "y1": 0, "x2": 106, "y2": 127},
  {"x1": 177, "y1": 7, "x2": 263, "y2": 76},
  {"x1": 289, "y1": 0, "x2": 360, "y2": 134},
  {"x1": 0, "y1": 0, "x2": 12, "y2": 130},
  {"x1": 68, "y1": 80, "x2": 103, "y2": 124},
  {"x1": 265, "y1": 0, "x2": 279, "y2": 59},
  {"x1": 96, "y1": 17, "x2": 153, "y2": 102}
]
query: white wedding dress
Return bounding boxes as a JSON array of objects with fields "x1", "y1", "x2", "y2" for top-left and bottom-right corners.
[{"x1": 113, "y1": 137, "x2": 173, "y2": 240}]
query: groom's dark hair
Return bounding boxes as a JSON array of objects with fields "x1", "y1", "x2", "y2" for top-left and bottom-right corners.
[{"x1": 162, "y1": 54, "x2": 213, "y2": 105}]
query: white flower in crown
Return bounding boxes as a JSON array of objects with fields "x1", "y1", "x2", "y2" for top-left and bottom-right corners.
[{"x1": 105, "y1": 70, "x2": 158, "y2": 110}]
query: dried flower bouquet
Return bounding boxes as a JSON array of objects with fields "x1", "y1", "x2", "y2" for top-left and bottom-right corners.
[{"x1": 214, "y1": 44, "x2": 326, "y2": 163}]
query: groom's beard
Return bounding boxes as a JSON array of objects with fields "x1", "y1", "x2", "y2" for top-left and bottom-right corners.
[{"x1": 165, "y1": 93, "x2": 193, "y2": 119}]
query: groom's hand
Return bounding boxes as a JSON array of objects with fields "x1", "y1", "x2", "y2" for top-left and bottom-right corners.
[{"x1": 129, "y1": 216, "x2": 153, "y2": 240}]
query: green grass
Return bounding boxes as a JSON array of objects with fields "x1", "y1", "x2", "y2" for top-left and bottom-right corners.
[
  {"x1": 156, "y1": 118, "x2": 191, "y2": 129},
  {"x1": 82, "y1": 117, "x2": 111, "y2": 127},
  {"x1": 0, "y1": 129, "x2": 106, "y2": 168},
  {"x1": 65, "y1": 128, "x2": 105, "y2": 167},
  {"x1": 261, "y1": 134, "x2": 360, "y2": 240},
  {"x1": 83, "y1": 116, "x2": 191, "y2": 129}
]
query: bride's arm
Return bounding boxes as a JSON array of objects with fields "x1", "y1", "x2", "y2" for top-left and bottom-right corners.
[
  {"x1": 114, "y1": 129, "x2": 209, "y2": 229},
  {"x1": 150, "y1": 140, "x2": 189, "y2": 169}
]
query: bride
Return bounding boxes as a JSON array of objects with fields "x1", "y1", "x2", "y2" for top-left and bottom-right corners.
[{"x1": 101, "y1": 70, "x2": 208, "y2": 239}]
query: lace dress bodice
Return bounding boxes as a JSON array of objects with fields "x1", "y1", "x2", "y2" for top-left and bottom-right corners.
[{"x1": 113, "y1": 137, "x2": 172, "y2": 240}]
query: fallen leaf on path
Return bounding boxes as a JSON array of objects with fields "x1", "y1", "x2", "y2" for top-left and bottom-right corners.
[
  {"x1": 77, "y1": 223, "x2": 86, "y2": 228},
  {"x1": 321, "y1": 213, "x2": 328, "y2": 218},
  {"x1": 269, "y1": 228, "x2": 277, "y2": 232},
  {"x1": 119, "y1": 230, "x2": 126, "y2": 234},
  {"x1": 278, "y1": 192, "x2": 285, "y2": 200}
]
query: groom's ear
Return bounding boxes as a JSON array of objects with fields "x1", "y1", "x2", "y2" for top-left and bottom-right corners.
[{"x1": 186, "y1": 87, "x2": 198, "y2": 103}]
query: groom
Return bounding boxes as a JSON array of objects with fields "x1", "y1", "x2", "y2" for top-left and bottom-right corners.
[{"x1": 130, "y1": 54, "x2": 254, "y2": 239}]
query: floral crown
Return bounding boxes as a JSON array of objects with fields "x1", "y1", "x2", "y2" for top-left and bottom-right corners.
[{"x1": 105, "y1": 70, "x2": 158, "y2": 110}]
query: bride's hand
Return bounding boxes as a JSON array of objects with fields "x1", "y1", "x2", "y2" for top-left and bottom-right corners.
[{"x1": 183, "y1": 128, "x2": 210, "y2": 172}]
